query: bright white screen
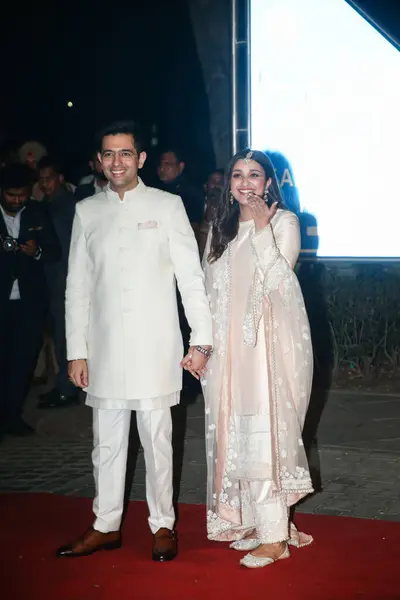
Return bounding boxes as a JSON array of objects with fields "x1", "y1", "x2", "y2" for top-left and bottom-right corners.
[{"x1": 250, "y1": 0, "x2": 400, "y2": 257}]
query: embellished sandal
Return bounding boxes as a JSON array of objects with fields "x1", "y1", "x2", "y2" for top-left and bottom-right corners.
[
  {"x1": 229, "y1": 538, "x2": 259, "y2": 551},
  {"x1": 288, "y1": 522, "x2": 313, "y2": 548},
  {"x1": 240, "y1": 544, "x2": 290, "y2": 569}
]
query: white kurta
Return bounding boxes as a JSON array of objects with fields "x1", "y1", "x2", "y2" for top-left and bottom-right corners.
[
  {"x1": 86, "y1": 391, "x2": 179, "y2": 411},
  {"x1": 65, "y1": 179, "x2": 213, "y2": 405}
]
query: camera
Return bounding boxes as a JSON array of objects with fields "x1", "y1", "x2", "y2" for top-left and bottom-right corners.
[{"x1": 0, "y1": 235, "x2": 19, "y2": 253}]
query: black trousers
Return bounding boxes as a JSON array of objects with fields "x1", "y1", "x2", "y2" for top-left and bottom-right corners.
[
  {"x1": 48, "y1": 281, "x2": 76, "y2": 397},
  {"x1": 0, "y1": 300, "x2": 46, "y2": 426},
  {"x1": 177, "y1": 291, "x2": 201, "y2": 400}
]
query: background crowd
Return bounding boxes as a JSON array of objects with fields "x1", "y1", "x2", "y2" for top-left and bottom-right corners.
[{"x1": 0, "y1": 136, "x2": 224, "y2": 437}]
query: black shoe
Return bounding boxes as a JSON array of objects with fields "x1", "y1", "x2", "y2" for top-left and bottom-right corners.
[
  {"x1": 7, "y1": 419, "x2": 35, "y2": 437},
  {"x1": 38, "y1": 390, "x2": 79, "y2": 409}
]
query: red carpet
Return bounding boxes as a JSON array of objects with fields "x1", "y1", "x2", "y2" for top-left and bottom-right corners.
[{"x1": 1, "y1": 493, "x2": 399, "y2": 600}]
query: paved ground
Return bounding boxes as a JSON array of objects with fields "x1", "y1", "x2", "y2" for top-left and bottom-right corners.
[{"x1": 1, "y1": 384, "x2": 400, "y2": 521}]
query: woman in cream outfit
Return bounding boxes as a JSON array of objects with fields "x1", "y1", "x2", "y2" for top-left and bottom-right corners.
[{"x1": 202, "y1": 149, "x2": 314, "y2": 569}]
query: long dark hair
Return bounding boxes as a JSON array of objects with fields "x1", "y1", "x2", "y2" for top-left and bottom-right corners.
[{"x1": 208, "y1": 149, "x2": 284, "y2": 263}]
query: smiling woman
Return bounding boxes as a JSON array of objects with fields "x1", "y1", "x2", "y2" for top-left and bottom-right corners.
[
  {"x1": 209, "y1": 150, "x2": 283, "y2": 263},
  {"x1": 202, "y1": 147, "x2": 314, "y2": 568}
]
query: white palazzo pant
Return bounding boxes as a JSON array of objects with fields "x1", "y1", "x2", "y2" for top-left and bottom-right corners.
[
  {"x1": 91, "y1": 407, "x2": 175, "y2": 534},
  {"x1": 241, "y1": 480, "x2": 289, "y2": 544}
]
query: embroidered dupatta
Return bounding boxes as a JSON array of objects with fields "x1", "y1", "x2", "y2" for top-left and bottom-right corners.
[{"x1": 202, "y1": 210, "x2": 314, "y2": 541}]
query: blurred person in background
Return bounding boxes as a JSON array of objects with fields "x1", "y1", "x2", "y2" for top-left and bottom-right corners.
[
  {"x1": 75, "y1": 151, "x2": 108, "y2": 200},
  {"x1": 157, "y1": 149, "x2": 204, "y2": 236},
  {"x1": 157, "y1": 149, "x2": 206, "y2": 401},
  {"x1": 18, "y1": 141, "x2": 48, "y2": 201},
  {"x1": 36, "y1": 157, "x2": 78, "y2": 409},
  {"x1": 198, "y1": 168, "x2": 224, "y2": 258},
  {"x1": 0, "y1": 164, "x2": 60, "y2": 437},
  {"x1": 19, "y1": 141, "x2": 76, "y2": 201}
]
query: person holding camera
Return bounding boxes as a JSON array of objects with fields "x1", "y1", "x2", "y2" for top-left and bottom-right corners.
[{"x1": 0, "y1": 164, "x2": 61, "y2": 437}]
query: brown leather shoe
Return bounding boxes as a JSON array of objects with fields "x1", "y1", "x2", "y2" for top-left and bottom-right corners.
[
  {"x1": 56, "y1": 527, "x2": 121, "y2": 558},
  {"x1": 152, "y1": 528, "x2": 178, "y2": 562}
]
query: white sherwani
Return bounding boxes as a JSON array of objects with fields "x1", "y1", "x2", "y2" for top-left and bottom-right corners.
[
  {"x1": 65, "y1": 179, "x2": 212, "y2": 534},
  {"x1": 66, "y1": 179, "x2": 212, "y2": 400}
]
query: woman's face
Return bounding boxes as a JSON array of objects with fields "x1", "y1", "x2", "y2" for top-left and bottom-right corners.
[{"x1": 230, "y1": 159, "x2": 271, "y2": 205}]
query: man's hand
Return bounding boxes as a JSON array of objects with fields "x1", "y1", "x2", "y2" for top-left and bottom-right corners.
[
  {"x1": 20, "y1": 239, "x2": 38, "y2": 257},
  {"x1": 181, "y1": 346, "x2": 211, "y2": 380},
  {"x1": 68, "y1": 359, "x2": 89, "y2": 388}
]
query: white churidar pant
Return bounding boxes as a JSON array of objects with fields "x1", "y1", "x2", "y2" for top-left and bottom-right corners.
[
  {"x1": 92, "y1": 406, "x2": 174, "y2": 535},
  {"x1": 240, "y1": 481, "x2": 289, "y2": 544}
]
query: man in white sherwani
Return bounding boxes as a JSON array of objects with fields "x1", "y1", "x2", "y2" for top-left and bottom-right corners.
[{"x1": 56, "y1": 121, "x2": 213, "y2": 561}]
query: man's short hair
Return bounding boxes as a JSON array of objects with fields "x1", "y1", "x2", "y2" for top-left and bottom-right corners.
[
  {"x1": 96, "y1": 120, "x2": 145, "y2": 155},
  {"x1": 0, "y1": 163, "x2": 34, "y2": 190},
  {"x1": 37, "y1": 156, "x2": 62, "y2": 175}
]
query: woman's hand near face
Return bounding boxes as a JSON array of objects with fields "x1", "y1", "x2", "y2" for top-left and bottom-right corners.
[{"x1": 247, "y1": 192, "x2": 278, "y2": 232}]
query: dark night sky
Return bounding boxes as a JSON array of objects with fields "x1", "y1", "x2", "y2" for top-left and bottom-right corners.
[
  {"x1": 0, "y1": 0, "x2": 215, "y2": 181},
  {"x1": 2, "y1": 0, "x2": 398, "y2": 183}
]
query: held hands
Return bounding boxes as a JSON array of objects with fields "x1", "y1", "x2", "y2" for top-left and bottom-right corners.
[
  {"x1": 180, "y1": 346, "x2": 211, "y2": 380},
  {"x1": 69, "y1": 351, "x2": 209, "y2": 387},
  {"x1": 68, "y1": 359, "x2": 89, "y2": 388},
  {"x1": 247, "y1": 192, "x2": 278, "y2": 232}
]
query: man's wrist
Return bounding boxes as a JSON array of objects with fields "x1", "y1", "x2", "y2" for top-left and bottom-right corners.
[{"x1": 194, "y1": 345, "x2": 213, "y2": 358}]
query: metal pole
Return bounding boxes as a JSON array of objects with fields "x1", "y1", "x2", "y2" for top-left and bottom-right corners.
[
  {"x1": 246, "y1": 0, "x2": 251, "y2": 148},
  {"x1": 231, "y1": 0, "x2": 238, "y2": 155}
]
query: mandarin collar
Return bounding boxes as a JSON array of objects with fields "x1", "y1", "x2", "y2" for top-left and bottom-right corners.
[{"x1": 106, "y1": 177, "x2": 146, "y2": 203}]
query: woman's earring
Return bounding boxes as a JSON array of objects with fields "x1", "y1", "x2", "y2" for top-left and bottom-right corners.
[
  {"x1": 229, "y1": 192, "x2": 234, "y2": 205},
  {"x1": 263, "y1": 188, "x2": 269, "y2": 201}
]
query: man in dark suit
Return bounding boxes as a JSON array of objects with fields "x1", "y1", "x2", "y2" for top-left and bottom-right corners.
[
  {"x1": 157, "y1": 149, "x2": 205, "y2": 402},
  {"x1": 36, "y1": 157, "x2": 79, "y2": 409},
  {"x1": 0, "y1": 164, "x2": 61, "y2": 436},
  {"x1": 157, "y1": 150, "x2": 204, "y2": 235}
]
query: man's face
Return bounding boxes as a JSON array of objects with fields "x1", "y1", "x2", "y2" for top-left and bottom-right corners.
[
  {"x1": 25, "y1": 152, "x2": 37, "y2": 170},
  {"x1": 206, "y1": 171, "x2": 224, "y2": 195},
  {"x1": 39, "y1": 167, "x2": 63, "y2": 198},
  {"x1": 98, "y1": 134, "x2": 146, "y2": 191},
  {"x1": 158, "y1": 152, "x2": 184, "y2": 184},
  {"x1": 1, "y1": 187, "x2": 30, "y2": 214}
]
